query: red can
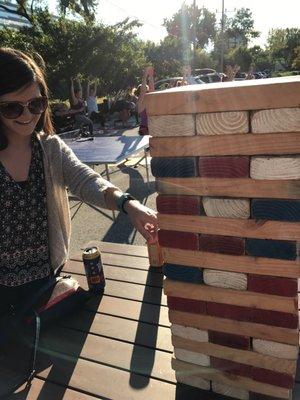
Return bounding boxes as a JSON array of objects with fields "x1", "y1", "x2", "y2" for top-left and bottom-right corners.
[{"x1": 82, "y1": 246, "x2": 105, "y2": 293}]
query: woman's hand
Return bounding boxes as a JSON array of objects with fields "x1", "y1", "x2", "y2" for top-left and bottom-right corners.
[{"x1": 124, "y1": 200, "x2": 158, "y2": 244}]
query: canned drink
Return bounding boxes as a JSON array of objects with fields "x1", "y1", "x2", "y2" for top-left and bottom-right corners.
[{"x1": 82, "y1": 246, "x2": 105, "y2": 293}]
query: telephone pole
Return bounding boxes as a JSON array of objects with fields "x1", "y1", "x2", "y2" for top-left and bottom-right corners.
[
  {"x1": 193, "y1": 0, "x2": 197, "y2": 71},
  {"x1": 220, "y1": 0, "x2": 225, "y2": 72}
]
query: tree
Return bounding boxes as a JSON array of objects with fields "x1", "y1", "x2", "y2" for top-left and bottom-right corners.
[
  {"x1": 226, "y1": 8, "x2": 259, "y2": 47},
  {"x1": 267, "y1": 28, "x2": 300, "y2": 70},
  {"x1": 225, "y1": 45, "x2": 253, "y2": 72}
]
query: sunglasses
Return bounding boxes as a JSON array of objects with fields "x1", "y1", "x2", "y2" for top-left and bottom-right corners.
[{"x1": 0, "y1": 96, "x2": 48, "y2": 119}]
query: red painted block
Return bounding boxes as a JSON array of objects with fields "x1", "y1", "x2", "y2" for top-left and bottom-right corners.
[
  {"x1": 158, "y1": 230, "x2": 199, "y2": 250},
  {"x1": 209, "y1": 331, "x2": 250, "y2": 350},
  {"x1": 156, "y1": 194, "x2": 201, "y2": 215},
  {"x1": 250, "y1": 393, "x2": 287, "y2": 400},
  {"x1": 167, "y1": 296, "x2": 206, "y2": 314},
  {"x1": 211, "y1": 357, "x2": 250, "y2": 378},
  {"x1": 250, "y1": 309, "x2": 298, "y2": 329},
  {"x1": 251, "y1": 367, "x2": 294, "y2": 389},
  {"x1": 198, "y1": 156, "x2": 249, "y2": 178},
  {"x1": 199, "y1": 234, "x2": 245, "y2": 255},
  {"x1": 248, "y1": 275, "x2": 298, "y2": 297},
  {"x1": 207, "y1": 302, "x2": 250, "y2": 322}
]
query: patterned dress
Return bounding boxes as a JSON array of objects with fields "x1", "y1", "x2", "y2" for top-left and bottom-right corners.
[{"x1": 0, "y1": 134, "x2": 52, "y2": 290}]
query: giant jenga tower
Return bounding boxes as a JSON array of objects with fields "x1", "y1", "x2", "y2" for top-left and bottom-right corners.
[{"x1": 146, "y1": 77, "x2": 300, "y2": 400}]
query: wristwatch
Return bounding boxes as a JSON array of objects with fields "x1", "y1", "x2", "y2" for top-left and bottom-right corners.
[{"x1": 116, "y1": 193, "x2": 136, "y2": 214}]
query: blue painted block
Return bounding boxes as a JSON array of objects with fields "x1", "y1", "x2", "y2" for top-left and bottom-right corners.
[
  {"x1": 163, "y1": 263, "x2": 203, "y2": 283},
  {"x1": 151, "y1": 157, "x2": 197, "y2": 178},
  {"x1": 246, "y1": 238, "x2": 297, "y2": 260},
  {"x1": 251, "y1": 199, "x2": 300, "y2": 222}
]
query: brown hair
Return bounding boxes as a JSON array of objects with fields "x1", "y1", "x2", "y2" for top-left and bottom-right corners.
[{"x1": 0, "y1": 47, "x2": 54, "y2": 149}]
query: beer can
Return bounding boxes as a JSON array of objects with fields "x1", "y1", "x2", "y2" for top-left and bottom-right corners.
[{"x1": 82, "y1": 246, "x2": 105, "y2": 293}]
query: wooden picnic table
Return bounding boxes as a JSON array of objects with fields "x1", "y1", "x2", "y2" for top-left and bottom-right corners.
[{"x1": 3, "y1": 241, "x2": 300, "y2": 399}]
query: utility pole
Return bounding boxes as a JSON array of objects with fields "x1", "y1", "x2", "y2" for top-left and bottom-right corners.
[
  {"x1": 220, "y1": 0, "x2": 225, "y2": 73},
  {"x1": 193, "y1": 0, "x2": 196, "y2": 72}
]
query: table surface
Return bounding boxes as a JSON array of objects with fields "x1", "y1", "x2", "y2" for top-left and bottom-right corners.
[
  {"x1": 64, "y1": 135, "x2": 149, "y2": 165},
  {"x1": 2, "y1": 241, "x2": 300, "y2": 400}
]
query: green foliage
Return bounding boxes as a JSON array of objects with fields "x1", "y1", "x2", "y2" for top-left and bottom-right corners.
[
  {"x1": 267, "y1": 28, "x2": 300, "y2": 70},
  {"x1": 225, "y1": 45, "x2": 253, "y2": 71}
]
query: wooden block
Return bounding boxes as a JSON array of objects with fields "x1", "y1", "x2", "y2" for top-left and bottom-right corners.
[
  {"x1": 171, "y1": 324, "x2": 209, "y2": 342},
  {"x1": 211, "y1": 357, "x2": 251, "y2": 378},
  {"x1": 151, "y1": 157, "x2": 197, "y2": 178},
  {"x1": 156, "y1": 194, "x2": 201, "y2": 215},
  {"x1": 207, "y1": 302, "x2": 250, "y2": 322},
  {"x1": 252, "y1": 339, "x2": 298, "y2": 360},
  {"x1": 156, "y1": 177, "x2": 300, "y2": 200},
  {"x1": 199, "y1": 234, "x2": 245, "y2": 255},
  {"x1": 164, "y1": 278, "x2": 297, "y2": 313},
  {"x1": 203, "y1": 269, "x2": 247, "y2": 290},
  {"x1": 250, "y1": 367, "x2": 294, "y2": 389},
  {"x1": 196, "y1": 111, "x2": 249, "y2": 135},
  {"x1": 158, "y1": 214, "x2": 300, "y2": 242},
  {"x1": 251, "y1": 199, "x2": 300, "y2": 222},
  {"x1": 158, "y1": 230, "x2": 199, "y2": 250},
  {"x1": 148, "y1": 114, "x2": 195, "y2": 137},
  {"x1": 247, "y1": 275, "x2": 298, "y2": 297},
  {"x1": 163, "y1": 264, "x2": 203, "y2": 283},
  {"x1": 251, "y1": 108, "x2": 300, "y2": 133},
  {"x1": 203, "y1": 197, "x2": 250, "y2": 219},
  {"x1": 175, "y1": 371, "x2": 211, "y2": 390},
  {"x1": 199, "y1": 156, "x2": 249, "y2": 178},
  {"x1": 169, "y1": 310, "x2": 299, "y2": 345},
  {"x1": 174, "y1": 348, "x2": 210, "y2": 367},
  {"x1": 145, "y1": 76, "x2": 300, "y2": 116},
  {"x1": 147, "y1": 241, "x2": 163, "y2": 267},
  {"x1": 167, "y1": 296, "x2": 206, "y2": 314},
  {"x1": 150, "y1": 132, "x2": 300, "y2": 157},
  {"x1": 172, "y1": 336, "x2": 297, "y2": 375},
  {"x1": 249, "y1": 392, "x2": 287, "y2": 400},
  {"x1": 172, "y1": 358, "x2": 291, "y2": 399},
  {"x1": 212, "y1": 381, "x2": 250, "y2": 400},
  {"x1": 245, "y1": 239, "x2": 297, "y2": 260},
  {"x1": 250, "y1": 156, "x2": 300, "y2": 180},
  {"x1": 162, "y1": 247, "x2": 300, "y2": 279},
  {"x1": 209, "y1": 330, "x2": 250, "y2": 350}
]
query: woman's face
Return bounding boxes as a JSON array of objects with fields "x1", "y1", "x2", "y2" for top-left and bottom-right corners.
[{"x1": 0, "y1": 82, "x2": 42, "y2": 140}]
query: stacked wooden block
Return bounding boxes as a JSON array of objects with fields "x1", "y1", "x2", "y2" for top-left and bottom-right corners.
[{"x1": 146, "y1": 77, "x2": 300, "y2": 400}]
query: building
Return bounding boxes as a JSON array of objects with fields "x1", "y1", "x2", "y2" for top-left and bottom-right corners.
[{"x1": 0, "y1": 0, "x2": 31, "y2": 28}]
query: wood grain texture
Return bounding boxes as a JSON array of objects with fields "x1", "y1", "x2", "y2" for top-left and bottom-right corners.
[
  {"x1": 203, "y1": 197, "x2": 250, "y2": 219},
  {"x1": 250, "y1": 156, "x2": 300, "y2": 180},
  {"x1": 252, "y1": 339, "x2": 299, "y2": 360},
  {"x1": 212, "y1": 382, "x2": 250, "y2": 400},
  {"x1": 148, "y1": 114, "x2": 195, "y2": 137},
  {"x1": 144, "y1": 76, "x2": 300, "y2": 116},
  {"x1": 169, "y1": 310, "x2": 299, "y2": 345},
  {"x1": 162, "y1": 247, "x2": 300, "y2": 278},
  {"x1": 158, "y1": 214, "x2": 300, "y2": 241},
  {"x1": 203, "y1": 269, "x2": 247, "y2": 290},
  {"x1": 199, "y1": 156, "x2": 250, "y2": 178},
  {"x1": 199, "y1": 234, "x2": 245, "y2": 255},
  {"x1": 156, "y1": 194, "x2": 201, "y2": 215},
  {"x1": 251, "y1": 199, "x2": 300, "y2": 222},
  {"x1": 211, "y1": 357, "x2": 250, "y2": 378},
  {"x1": 163, "y1": 279, "x2": 297, "y2": 314},
  {"x1": 149, "y1": 132, "x2": 300, "y2": 157},
  {"x1": 171, "y1": 324, "x2": 209, "y2": 342},
  {"x1": 247, "y1": 275, "x2": 298, "y2": 297},
  {"x1": 163, "y1": 264, "x2": 203, "y2": 283},
  {"x1": 251, "y1": 108, "x2": 300, "y2": 133},
  {"x1": 209, "y1": 330, "x2": 250, "y2": 350},
  {"x1": 151, "y1": 157, "x2": 197, "y2": 178},
  {"x1": 174, "y1": 348, "x2": 210, "y2": 367},
  {"x1": 147, "y1": 242, "x2": 163, "y2": 267},
  {"x1": 245, "y1": 239, "x2": 297, "y2": 260},
  {"x1": 167, "y1": 296, "x2": 206, "y2": 314},
  {"x1": 174, "y1": 371, "x2": 211, "y2": 390},
  {"x1": 172, "y1": 336, "x2": 297, "y2": 374},
  {"x1": 196, "y1": 111, "x2": 249, "y2": 135},
  {"x1": 171, "y1": 358, "x2": 291, "y2": 399},
  {"x1": 156, "y1": 177, "x2": 300, "y2": 200},
  {"x1": 158, "y1": 230, "x2": 199, "y2": 250}
]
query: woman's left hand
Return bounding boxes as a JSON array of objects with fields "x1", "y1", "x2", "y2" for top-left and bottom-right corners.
[{"x1": 124, "y1": 200, "x2": 158, "y2": 244}]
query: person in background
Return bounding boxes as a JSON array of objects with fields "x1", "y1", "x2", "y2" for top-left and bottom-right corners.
[
  {"x1": 86, "y1": 81, "x2": 106, "y2": 128},
  {"x1": 136, "y1": 66, "x2": 155, "y2": 135},
  {"x1": 69, "y1": 77, "x2": 94, "y2": 135},
  {"x1": 126, "y1": 88, "x2": 139, "y2": 125}
]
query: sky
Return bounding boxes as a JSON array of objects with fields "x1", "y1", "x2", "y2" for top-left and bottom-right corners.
[{"x1": 95, "y1": 0, "x2": 300, "y2": 47}]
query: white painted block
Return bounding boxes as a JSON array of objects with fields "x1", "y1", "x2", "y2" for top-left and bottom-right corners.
[
  {"x1": 196, "y1": 111, "x2": 249, "y2": 135},
  {"x1": 203, "y1": 197, "x2": 250, "y2": 219},
  {"x1": 148, "y1": 114, "x2": 195, "y2": 136},
  {"x1": 250, "y1": 156, "x2": 300, "y2": 179},
  {"x1": 174, "y1": 348, "x2": 210, "y2": 367},
  {"x1": 253, "y1": 338, "x2": 298, "y2": 360},
  {"x1": 171, "y1": 324, "x2": 209, "y2": 342},
  {"x1": 251, "y1": 108, "x2": 300, "y2": 133},
  {"x1": 203, "y1": 269, "x2": 248, "y2": 290},
  {"x1": 212, "y1": 381, "x2": 249, "y2": 400}
]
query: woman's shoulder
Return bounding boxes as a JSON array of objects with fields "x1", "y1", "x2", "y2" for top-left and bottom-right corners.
[{"x1": 38, "y1": 132, "x2": 66, "y2": 151}]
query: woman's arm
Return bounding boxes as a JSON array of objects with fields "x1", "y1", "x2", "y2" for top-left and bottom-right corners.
[
  {"x1": 137, "y1": 66, "x2": 154, "y2": 113},
  {"x1": 70, "y1": 77, "x2": 77, "y2": 106}
]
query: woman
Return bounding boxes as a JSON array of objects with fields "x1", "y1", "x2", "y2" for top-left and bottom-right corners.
[
  {"x1": 69, "y1": 77, "x2": 94, "y2": 135},
  {"x1": 0, "y1": 47, "x2": 157, "y2": 310},
  {"x1": 136, "y1": 66, "x2": 155, "y2": 135}
]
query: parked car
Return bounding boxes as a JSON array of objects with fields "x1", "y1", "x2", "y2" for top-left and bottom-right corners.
[
  {"x1": 196, "y1": 72, "x2": 223, "y2": 83},
  {"x1": 234, "y1": 72, "x2": 247, "y2": 81},
  {"x1": 154, "y1": 76, "x2": 205, "y2": 91}
]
